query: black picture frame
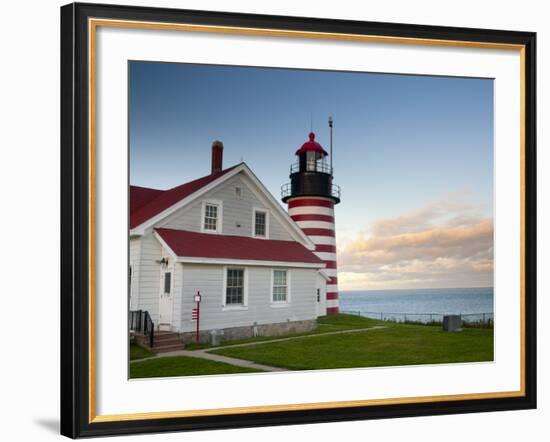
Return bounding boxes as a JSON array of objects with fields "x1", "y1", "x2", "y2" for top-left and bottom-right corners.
[{"x1": 60, "y1": 2, "x2": 537, "y2": 438}]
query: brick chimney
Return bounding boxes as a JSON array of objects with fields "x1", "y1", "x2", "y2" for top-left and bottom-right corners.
[{"x1": 211, "y1": 140, "x2": 223, "y2": 174}]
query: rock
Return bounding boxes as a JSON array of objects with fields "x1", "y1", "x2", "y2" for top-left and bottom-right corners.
[{"x1": 442, "y1": 315, "x2": 462, "y2": 332}]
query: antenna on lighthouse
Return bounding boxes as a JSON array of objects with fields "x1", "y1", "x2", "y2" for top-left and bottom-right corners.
[{"x1": 328, "y1": 115, "x2": 334, "y2": 176}]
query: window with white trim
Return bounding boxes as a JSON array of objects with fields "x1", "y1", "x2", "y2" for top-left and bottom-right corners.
[
  {"x1": 272, "y1": 270, "x2": 288, "y2": 303},
  {"x1": 225, "y1": 268, "x2": 245, "y2": 305},
  {"x1": 203, "y1": 203, "x2": 218, "y2": 232},
  {"x1": 254, "y1": 210, "x2": 267, "y2": 237}
]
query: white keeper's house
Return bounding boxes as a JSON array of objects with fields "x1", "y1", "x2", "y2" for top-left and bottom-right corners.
[{"x1": 130, "y1": 134, "x2": 341, "y2": 347}]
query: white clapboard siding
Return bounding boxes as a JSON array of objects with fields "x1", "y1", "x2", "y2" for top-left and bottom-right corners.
[
  {"x1": 178, "y1": 264, "x2": 318, "y2": 333},
  {"x1": 133, "y1": 233, "x2": 162, "y2": 324},
  {"x1": 129, "y1": 238, "x2": 141, "y2": 311},
  {"x1": 159, "y1": 173, "x2": 292, "y2": 241}
]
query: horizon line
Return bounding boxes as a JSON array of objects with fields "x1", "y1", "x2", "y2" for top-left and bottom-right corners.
[{"x1": 340, "y1": 286, "x2": 494, "y2": 293}]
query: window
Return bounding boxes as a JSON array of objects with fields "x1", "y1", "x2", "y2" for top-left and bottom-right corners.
[
  {"x1": 235, "y1": 187, "x2": 242, "y2": 199},
  {"x1": 163, "y1": 271, "x2": 171, "y2": 294},
  {"x1": 226, "y1": 268, "x2": 244, "y2": 305},
  {"x1": 317, "y1": 288, "x2": 320, "y2": 303},
  {"x1": 202, "y1": 200, "x2": 222, "y2": 233},
  {"x1": 253, "y1": 208, "x2": 269, "y2": 238},
  {"x1": 272, "y1": 270, "x2": 288, "y2": 303},
  {"x1": 254, "y1": 211, "x2": 266, "y2": 237},
  {"x1": 203, "y1": 203, "x2": 218, "y2": 232},
  {"x1": 306, "y1": 151, "x2": 316, "y2": 171}
]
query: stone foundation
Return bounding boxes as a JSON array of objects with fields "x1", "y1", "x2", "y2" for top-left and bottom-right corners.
[{"x1": 179, "y1": 319, "x2": 317, "y2": 345}]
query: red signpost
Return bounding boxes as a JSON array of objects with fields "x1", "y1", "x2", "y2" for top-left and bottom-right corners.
[{"x1": 192, "y1": 291, "x2": 201, "y2": 343}]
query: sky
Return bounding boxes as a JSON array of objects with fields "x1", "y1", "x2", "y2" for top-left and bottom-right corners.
[{"x1": 130, "y1": 61, "x2": 494, "y2": 291}]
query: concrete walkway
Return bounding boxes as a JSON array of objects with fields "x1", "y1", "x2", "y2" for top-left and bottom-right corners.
[
  {"x1": 156, "y1": 350, "x2": 287, "y2": 372},
  {"x1": 131, "y1": 348, "x2": 288, "y2": 372},
  {"x1": 131, "y1": 325, "x2": 386, "y2": 372}
]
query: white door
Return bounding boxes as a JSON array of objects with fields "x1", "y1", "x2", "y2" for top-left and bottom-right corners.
[
  {"x1": 158, "y1": 269, "x2": 173, "y2": 330},
  {"x1": 315, "y1": 287, "x2": 323, "y2": 317},
  {"x1": 316, "y1": 274, "x2": 327, "y2": 317}
]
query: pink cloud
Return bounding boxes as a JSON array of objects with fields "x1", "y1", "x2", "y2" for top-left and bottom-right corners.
[{"x1": 338, "y1": 193, "x2": 493, "y2": 290}]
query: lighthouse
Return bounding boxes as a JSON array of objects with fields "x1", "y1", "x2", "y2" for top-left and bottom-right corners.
[{"x1": 282, "y1": 124, "x2": 341, "y2": 314}]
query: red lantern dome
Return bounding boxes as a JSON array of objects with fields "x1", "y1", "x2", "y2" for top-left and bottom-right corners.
[{"x1": 295, "y1": 132, "x2": 328, "y2": 156}]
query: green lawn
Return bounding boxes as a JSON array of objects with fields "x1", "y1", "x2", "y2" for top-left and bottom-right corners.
[
  {"x1": 130, "y1": 315, "x2": 494, "y2": 378},
  {"x1": 130, "y1": 343, "x2": 156, "y2": 361},
  {"x1": 210, "y1": 315, "x2": 494, "y2": 370},
  {"x1": 130, "y1": 355, "x2": 264, "y2": 378},
  {"x1": 317, "y1": 313, "x2": 386, "y2": 330}
]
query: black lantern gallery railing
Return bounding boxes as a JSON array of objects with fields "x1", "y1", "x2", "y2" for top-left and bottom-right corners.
[
  {"x1": 281, "y1": 182, "x2": 341, "y2": 201},
  {"x1": 129, "y1": 309, "x2": 155, "y2": 348},
  {"x1": 290, "y1": 161, "x2": 333, "y2": 175}
]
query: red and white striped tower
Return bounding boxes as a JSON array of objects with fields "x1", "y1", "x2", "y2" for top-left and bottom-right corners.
[{"x1": 282, "y1": 129, "x2": 341, "y2": 314}]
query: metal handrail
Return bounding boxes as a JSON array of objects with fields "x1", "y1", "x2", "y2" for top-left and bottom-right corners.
[
  {"x1": 341, "y1": 310, "x2": 493, "y2": 325},
  {"x1": 331, "y1": 183, "x2": 341, "y2": 199},
  {"x1": 290, "y1": 161, "x2": 332, "y2": 175},
  {"x1": 129, "y1": 309, "x2": 155, "y2": 348},
  {"x1": 281, "y1": 183, "x2": 291, "y2": 198},
  {"x1": 281, "y1": 182, "x2": 341, "y2": 200}
]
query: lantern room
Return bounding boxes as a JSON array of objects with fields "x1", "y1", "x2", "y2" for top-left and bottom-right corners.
[
  {"x1": 295, "y1": 132, "x2": 330, "y2": 173},
  {"x1": 281, "y1": 131, "x2": 340, "y2": 204}
]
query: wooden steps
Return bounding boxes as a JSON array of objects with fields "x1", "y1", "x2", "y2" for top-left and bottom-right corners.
[{"x1": 133, "y1": 330, "x2": 185, "y2": 353}]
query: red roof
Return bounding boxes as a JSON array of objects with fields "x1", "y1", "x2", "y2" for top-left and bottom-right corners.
[
  {"x1": 155, "y1": 228, "x2": 323, "y2": 265},
  {"x1": 130, "y1": 186, "x2": 163, "y2": 215},
  {"x1": 130, "y1": 165, "x2": 239, "y2": 229},
  {"x1": 295, "y1": 132, "x2": 328, "y2": 156}
]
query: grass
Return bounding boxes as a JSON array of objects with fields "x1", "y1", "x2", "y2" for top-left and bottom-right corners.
[
  {"x1": 209, "y1": 314, "x2": 494, "y2": 370},
  {"x1": 317, "y1": 313, "x2": 385, "y2": 330},
  {"x1": 130, "y1": 315, "x2": 494, "y2": 378},
  {"x1": 130, "y1": 343, "x2": 156, "y2": 361},
  {"x1": 130, "y1": 355, "x2": 264, "y2": 378}
]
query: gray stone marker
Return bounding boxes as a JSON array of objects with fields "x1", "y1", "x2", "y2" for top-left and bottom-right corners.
[
  {"x1": 210, "y1": 329, "x2": 225, "y2": 346},
  {"x1": 442, "y1": 315, "x2": 462, "y2": 332}
]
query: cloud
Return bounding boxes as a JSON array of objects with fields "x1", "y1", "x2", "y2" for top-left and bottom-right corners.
[
  {"x1": 337, "y1": 192, "x2": 494, "y2": 290},
  {"x1": 368, "y1": 189, "x2": 483, "y2": 237}
]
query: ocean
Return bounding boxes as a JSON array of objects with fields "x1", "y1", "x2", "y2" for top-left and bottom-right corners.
[{"x1": 339, "y1": 287, "x2": 494, "y2": 323}]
